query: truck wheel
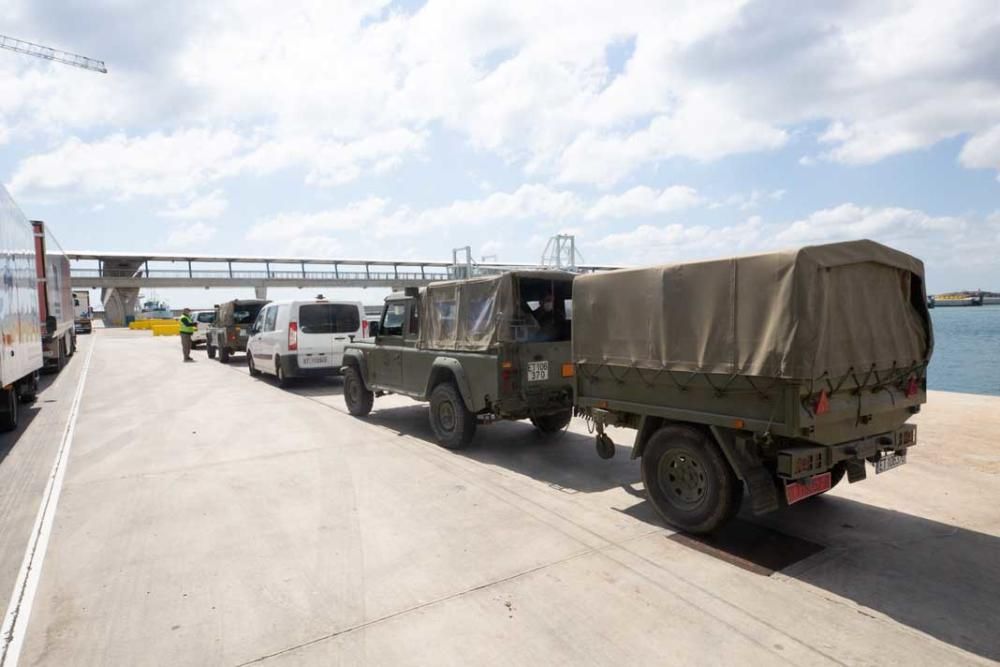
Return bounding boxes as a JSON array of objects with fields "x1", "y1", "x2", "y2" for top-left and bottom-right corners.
[
  {"x1": 18, "y1": 372, "x2": 39, "y2": 403},
  {"x1": 429, "y1": 382, "x2": 476, "y2": 449},
  {"x1": 56, "y1": 339, "x2": 67, "y2": 370},
  {"x1": 219, "y1": 347, "x2": 230, "y2": 364},
  {"x1": 828, "y1": 462, "x2": 847, "y2": 489},
  {"x1": 531, "y1": 409, "x2": 572, "y2": 435},
  {"x1": 641, "y1": 425, "x2": 742, "y2": 534},
  {"x1": 0, "y1": 387, "x2": 18, "y2": 432},
  {"x1": 207, "y1": 343, "x2": 216, "y2": 359},
  {"x1": 247, "y1": 354, "x2": 261, "y2": 377},
  {"x1": 343, "y1": 366, "x2": 373, "y2": 416}
]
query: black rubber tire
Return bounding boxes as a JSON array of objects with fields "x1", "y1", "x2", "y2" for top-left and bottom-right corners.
[
  {"x1": 56, "y1": 338, "x2": 67, "y2": 371},
  {"x1": 67, "y1": 334, "x2": 76, "y2": 357},
  {"x1": 0, "y1": 387, "x2": 18, "y2": 432},
  {"x1": 18, "y1": 373, "x2": 38, "y2": 404},
  {"x1": 531, "y1": 409, "x2": 572, "y2": 435},
  {"x1": 206, "y1": 343, "x2": 216, "y2": 359},
  {"x1": 275, "y1": 357, "x2": 291, "y2": 387},
  {"x1": 247, "y1": 354, "x2": 261, "y2": 377},
  {"x1": 343, "y1": 366, "x2": 374, "y2": 416},
  {"x1": 641, "y1": 425, "x2": 742, "y2": 534},
  {"x1": 428, "y1": 382, "x2": 476, "y2": 449},
  {"x1": 219, "y1": 346, "x2": 231, "y2": 364},
  {"x1": 828, "y1": 462, "x2": 847, "y2": 489}
]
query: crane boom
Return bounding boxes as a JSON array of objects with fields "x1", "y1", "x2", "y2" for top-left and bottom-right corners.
[{"x1": 0, "y1": 34, "x2": 107, "y2": 73}]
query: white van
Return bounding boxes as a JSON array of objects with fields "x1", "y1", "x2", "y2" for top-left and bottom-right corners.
[
  {"x1": 190, "y1": 309, "x2": 215, "y2": 346},
  {"x1": 246, "y1": 297, "x2": 368, "y2": 385}
]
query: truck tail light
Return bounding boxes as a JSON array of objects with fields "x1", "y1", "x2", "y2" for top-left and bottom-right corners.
[
  {"x1": 362, "y1": 319, "x2": 368, "y2": 337},
  {"x1": 561, "y1": 363, "x2": 575, "y2": 378},
  {"x1": 814, "y1": 389, "x2": 830, "y2": 415},
  {"x1": 905, "y1": 376, "x2": 919, "y2": 398},
  {"x1": 288, "y1": 321, "x2": 298, "y2": 351}
]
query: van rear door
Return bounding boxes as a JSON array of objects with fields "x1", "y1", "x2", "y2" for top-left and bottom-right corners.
[{"x1": 297, "y1": 302, "x2": 362, "y2": 369}]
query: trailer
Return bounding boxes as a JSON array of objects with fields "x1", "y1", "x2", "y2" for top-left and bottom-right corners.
[
  {"x1": 0, "y1": 187, "x2": 43, "y2": 430},
  {"x1": 32, "y1": 220, "x2": 76, "y2": 371},
  {"x1": 573, "y1": 240, "x2": 932, "y2": 533},
  {"x1": 74, "y1": 289, "x2": 93, "y2": 333}
]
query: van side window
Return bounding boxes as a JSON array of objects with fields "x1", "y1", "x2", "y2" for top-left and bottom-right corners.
[
  {"x1": 252, "y1": 308, "x2": 267, "y2": 332},
  {"x1": 381, "y1": 302, "x2": 406, "y2": 336},
  {"x1": 264, "y1": 306, "x2": 278, "y2": 332}
]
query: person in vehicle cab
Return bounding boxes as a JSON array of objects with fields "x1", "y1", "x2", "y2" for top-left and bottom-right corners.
[
  {"x1": 179, "y1": 308, "x2": 196, "y2": 362},
  {"x1": 531, "y1": 292, "x2": 560, "y2": 341}
]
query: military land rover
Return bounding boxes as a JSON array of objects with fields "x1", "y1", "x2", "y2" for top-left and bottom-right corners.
[
  {"x1": 206, "y1": 299, "x2": 269, "y2": 363},
  {"x1": 342, "y1": 271, "x2": 576, "y2": 448}
]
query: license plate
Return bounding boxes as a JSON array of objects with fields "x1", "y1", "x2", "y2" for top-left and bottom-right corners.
[
  {"x1": 784, "y1": 472, "x2": 832, "y2": 505},
  {"x1": 300, "y1": 354, "x2": 329, "y2": 367},
  {"x1": 875, "y1": 452, "x2": 906, "y2": 474},
  {"x1": 527, "y1": 361, "x2": 549, "y2": 382}
]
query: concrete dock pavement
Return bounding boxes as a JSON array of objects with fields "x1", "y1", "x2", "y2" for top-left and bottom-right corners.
[{"x1": 0, "y1": 329, "x2": 997, "y2": 665}]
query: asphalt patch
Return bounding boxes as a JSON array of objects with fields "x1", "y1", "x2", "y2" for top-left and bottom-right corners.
[{"x1": 668, "y1": 519, "x2": 824, "y2": 575}]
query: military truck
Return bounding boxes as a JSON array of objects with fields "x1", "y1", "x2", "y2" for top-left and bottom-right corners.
[
  {"x1": 206, "y1": 299, "x2": 269, "y2": 363},
  {"x1": 342, "y1": 271, "x2": 576, "y2": 448},
  {"x1": 573, "y1": 240, "x2": 932, "y2": 534}
]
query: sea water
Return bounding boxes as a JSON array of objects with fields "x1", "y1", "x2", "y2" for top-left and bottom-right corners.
[{"x1": 928, "y1": 307, "x2": 1000, "y2": 396}]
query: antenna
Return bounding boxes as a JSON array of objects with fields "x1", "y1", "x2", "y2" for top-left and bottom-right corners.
[{"x1": 0, "y1": 34, "x2": 107, "y2": 73}]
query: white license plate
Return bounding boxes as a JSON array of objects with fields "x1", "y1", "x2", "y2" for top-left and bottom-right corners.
[
  {"x1": 875, "y1": 452, "x2": 907, "y2": 474},
  {"x1": 300, "y1": 354, "x2": 330, "y2": 367},
  {"x1": 527, "y1": 361, "x2": 549, "y2": 382}
]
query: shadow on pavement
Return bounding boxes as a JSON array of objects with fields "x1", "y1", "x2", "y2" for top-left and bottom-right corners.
[{"x1": 0, "y1": 373, "x2": 58, "y2": 467}]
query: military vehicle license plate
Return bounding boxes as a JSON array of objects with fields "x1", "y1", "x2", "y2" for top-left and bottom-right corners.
[
  {"x1": 784, "y1": 472, "x2": 832, "y2": 505},
  {"x1": 875, "y1": 452, "x2": 906, "y2": 474},
  {"x1": 527, "y1": 361, "x2": 549, "y2": 382}
]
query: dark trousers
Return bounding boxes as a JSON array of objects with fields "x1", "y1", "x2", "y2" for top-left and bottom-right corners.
[{"x1": 181, "y1": 333, "x2": 193, "y2": 359}]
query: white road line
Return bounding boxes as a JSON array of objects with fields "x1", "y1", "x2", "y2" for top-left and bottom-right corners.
[{"x1": 1, "y1": 339, "x2": 95, "y2": 667}]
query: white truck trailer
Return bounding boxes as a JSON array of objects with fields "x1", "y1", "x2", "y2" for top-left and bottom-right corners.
[
  {"x1": 32, "y1": 220, "x2": 76, "y2": 371},
  {"x1": 0, "y1": 186, "x2": 43, "y2": 431}
]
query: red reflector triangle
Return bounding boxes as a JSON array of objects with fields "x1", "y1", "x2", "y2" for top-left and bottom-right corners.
[{"x1": 815, "y1": 389, "x2": 830, "y2": 415}]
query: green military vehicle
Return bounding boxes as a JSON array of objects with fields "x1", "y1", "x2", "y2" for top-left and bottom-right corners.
[
  {"x1": 206, "y1": 299, "x2": 269, "y2": 363},
  {"x1": 342, "y1": 271, "x2": 576, "y2": 448},
  {"x1": 573, "y1": 240, "x2": 932, "y2": 533}
]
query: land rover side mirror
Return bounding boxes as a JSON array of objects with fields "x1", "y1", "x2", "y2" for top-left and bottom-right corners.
[{"x1": 348, "y1": 334, "x2": 355, "y2": 343}]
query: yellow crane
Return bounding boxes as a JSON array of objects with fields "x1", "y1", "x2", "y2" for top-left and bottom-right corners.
[{"x1": 0, "y1": 33, "x2": 106, "y2": 73}]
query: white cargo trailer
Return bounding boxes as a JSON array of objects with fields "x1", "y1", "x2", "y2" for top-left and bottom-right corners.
[{"x1": 0, "y1": 185, "x2": 43, "y2": 430}]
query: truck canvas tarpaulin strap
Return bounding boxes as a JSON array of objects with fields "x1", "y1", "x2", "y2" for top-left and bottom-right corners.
[{"x1": 572, "y1": 240, "x2": 932, "y2": 381}]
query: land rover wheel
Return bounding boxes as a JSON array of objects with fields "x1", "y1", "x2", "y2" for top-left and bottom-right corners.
[
  {"x1": 206, "y1": 342, "x2": 216, "y2": 359},
  {"x1": 343, "y1": 366, "x2": 373, "y2": 416},
  {"x1": 247, "y1": 354, "x2": 261, "y2": 377},
  {"x1": 219, "y1": 346, "x2": 230, "y2": 364},
  {"x1": 429, "y1": 382, "x2": 476, "y2": 449},
  {"x1": 0, "y1": 386, "x2": 18, "y2": 432},
  {"x1": 641, "y1": 425, "x2": 742, "y2": 534},
  {"x1": 531, "y1": 409, "x2": 572, "y2": 435}
]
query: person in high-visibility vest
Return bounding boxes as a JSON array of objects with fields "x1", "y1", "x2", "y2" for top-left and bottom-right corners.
[{"x1": 179, "y1": 308, "x2": 197, "y2": 362}]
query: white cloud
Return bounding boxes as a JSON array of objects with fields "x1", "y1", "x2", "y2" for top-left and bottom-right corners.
[
  {"x1": 959, "y1": 124, "x2": 1000, "y2": 180},
  {"x1": 166, "y1": 222, "x2": 217, "y2": 248},
  {"x1": 586, "y1": 185, "x2": 702, "y2": 220},
  {"x1": 158, "y1": 189, "x2": 229, "y2": 220},
  {"x1": 775, "y1": 204, "x2": 964, "y2": 245},
  {"x1": 246, "y1": 198, "x2": 396, "y2": 242},
  {"x1": 597, "y1": 216, "x2": 765, "y2": 264}
]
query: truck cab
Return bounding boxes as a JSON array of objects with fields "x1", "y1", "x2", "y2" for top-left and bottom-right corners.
[{"x1": 342, "y1": 271, "x2": 576, "y2": 449}]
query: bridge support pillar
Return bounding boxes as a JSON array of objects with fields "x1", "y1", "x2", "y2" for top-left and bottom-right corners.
[
  {"x1": 102, "y1": 287, "x2": 139, "y2": 327},
  {"x1": 254, "y1": 286, "x2": 267, "y2": 300}
]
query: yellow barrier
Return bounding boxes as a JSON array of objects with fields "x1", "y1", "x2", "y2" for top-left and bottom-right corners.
[
  {"x1": 152, "y1": 324, "x2": 180, "y2": 336},
  {"x1": 130, "y1": 319, "x2": 178, "y2": 330}
]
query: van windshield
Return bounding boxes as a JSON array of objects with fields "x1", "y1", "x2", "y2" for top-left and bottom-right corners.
[{"x1": 299, "y1": 304, "x2": 360, "y2": 334}]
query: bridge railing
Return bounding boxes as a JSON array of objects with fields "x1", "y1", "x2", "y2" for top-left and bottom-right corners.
[{"x1": 71, "y1": 268, "x2": 452, "y2": 282}]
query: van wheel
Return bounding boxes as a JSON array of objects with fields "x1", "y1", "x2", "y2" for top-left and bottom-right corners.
[
  {"x1": 219, "y1": 347, "x2": 230, "y2": 364},
  {"x1": 641, "y1": 425, "x2": 742, "y2": 534},
  {"x1": 531, "y1": 409, "x2": 572, "y2": 435},
  {"x1": 275, "y1": 357, "x2": 291, "y2": 387},
  {"x1": 247, "y1": 354, "x2": 261, "y2": 377},
  {"x1": 0, "y1": 386, "x2": 18, "y2": 432},
  {"x1": 206, "y1": 343, "x2": 216, "y2": 359},
  {"x1": 429, "y1": 382, "x2": 476, "y2": 449},
  {"x1": 343, "y1": 366, "x2": 373, "y2": 416}
]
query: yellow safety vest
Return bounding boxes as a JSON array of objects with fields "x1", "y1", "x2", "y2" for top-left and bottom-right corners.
[{"x1": 179, "y1": 314, "x2": 196, "y2": 334}]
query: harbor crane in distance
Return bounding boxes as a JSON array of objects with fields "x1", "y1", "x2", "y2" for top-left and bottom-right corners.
[{"x1": 0, "y1": 33, "x2": 107, "y2": 73}]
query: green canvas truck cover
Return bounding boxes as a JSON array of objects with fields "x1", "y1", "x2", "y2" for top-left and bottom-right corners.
[
  {"x1": 419, "y1": 270, "x2": 575, "y2": 351},
  {"x1": 572, "y1": 240, "x2": 932, "y2": 380}
]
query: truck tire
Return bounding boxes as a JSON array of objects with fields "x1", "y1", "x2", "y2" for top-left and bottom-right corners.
[
  {"x1": 429, "y1": 382, "x2": 476, "y2": 449},
  {"x1": 18, "y1": 372, "x2": 39, "y2": 403},
  {"x1": 206, "y1": 342, "x2": 216, "y2": 359},
  {"x1": 0, "y1": 386, "x2": 18, "y2": 432},
  {"x1": 641, "y1": 425, "x2": 742, "y2": 534},
  {"x1": 343, "y1": 366, "x2": 373, "y2": 416},
  {"x1": 219, "y1": 346, "x2": 230, "y2": 364},
  {"x1": 56, "y1": 338, "x2": 67, "y2": 371},
  {"x1": 531, "y1": 409, "x2": 572, "y2": 435}
]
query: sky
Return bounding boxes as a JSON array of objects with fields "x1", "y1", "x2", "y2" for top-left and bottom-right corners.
[{"x1": 2, "y1": 0, "x2": 1000, "y2": 308}]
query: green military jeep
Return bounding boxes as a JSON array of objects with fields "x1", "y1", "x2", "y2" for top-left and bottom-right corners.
[{"x1": 342, "y1": 271, "x2": 576, "y2": 449}]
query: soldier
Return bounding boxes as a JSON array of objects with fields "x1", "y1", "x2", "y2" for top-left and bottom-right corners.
[{"x1": 179, "y1": 308, "x2": 196, "y2": 362}]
